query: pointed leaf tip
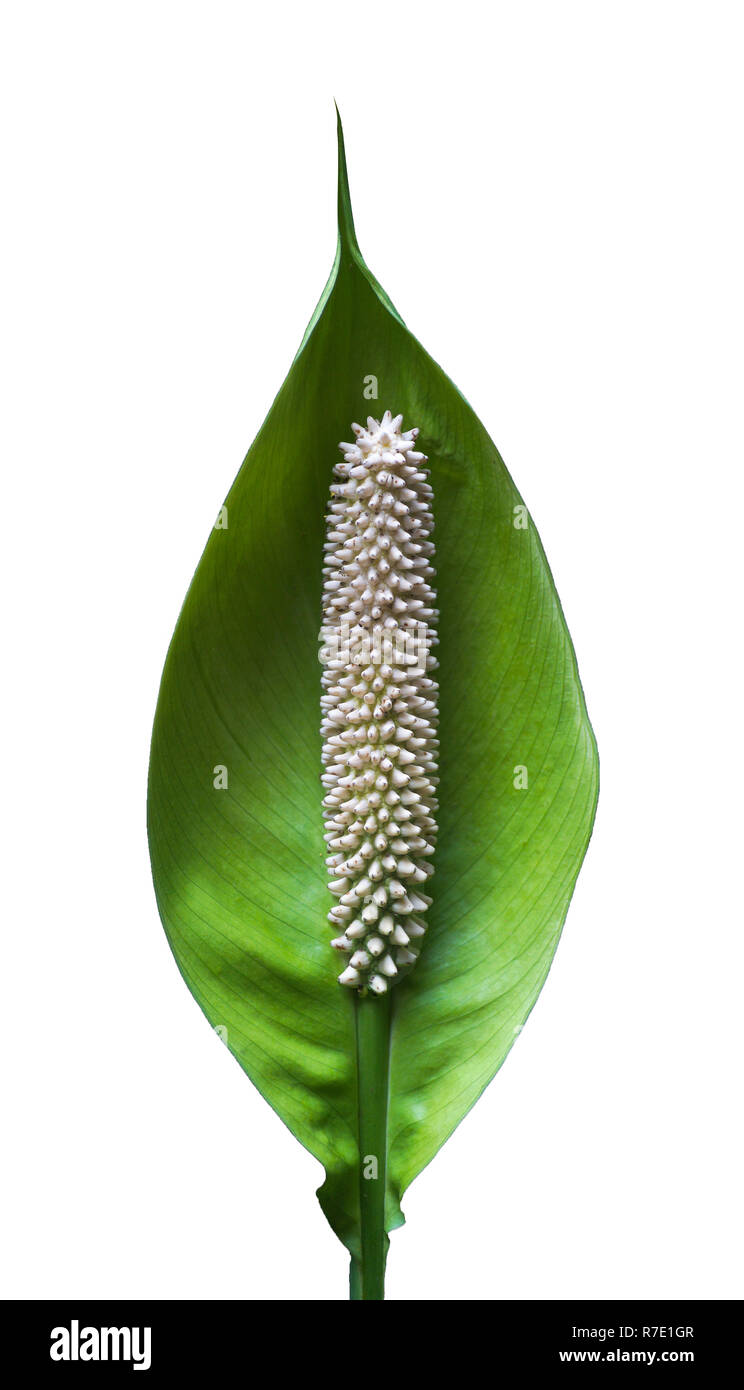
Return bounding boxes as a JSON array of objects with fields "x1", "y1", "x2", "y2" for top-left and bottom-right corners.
[{"x1": 335, "y1": 106, "x2": 360, "y2": 258}]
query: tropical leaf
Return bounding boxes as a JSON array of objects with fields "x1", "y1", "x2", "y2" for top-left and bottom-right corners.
[{"x1": 147, "y1": 112, "x2": 599, "y2": 1299}]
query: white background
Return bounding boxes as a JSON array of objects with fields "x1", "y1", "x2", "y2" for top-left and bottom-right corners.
[{"x1": 2, "y1": 1, "x2": 742, "y2": 1301}]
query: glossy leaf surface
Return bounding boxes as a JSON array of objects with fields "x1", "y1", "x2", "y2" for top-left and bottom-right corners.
[{"x1": 147, "y1": 116, "x2": 598, "y2": 1285}]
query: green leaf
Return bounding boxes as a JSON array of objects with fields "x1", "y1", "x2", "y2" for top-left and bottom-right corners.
[{"x1": 147, "y1": 112, "x2": 598, "y2": 1299}]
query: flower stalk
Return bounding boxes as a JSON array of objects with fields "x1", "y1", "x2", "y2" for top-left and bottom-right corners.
[{"x1": 350, "y1": 992, "x2": 391, "y2": 1300}]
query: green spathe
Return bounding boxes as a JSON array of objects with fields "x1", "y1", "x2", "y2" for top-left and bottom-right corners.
[{"x1": 147, "y1": 111, "x2": 599, "y2": 1300}]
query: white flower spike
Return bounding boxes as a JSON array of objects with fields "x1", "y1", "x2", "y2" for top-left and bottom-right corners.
[{"x1": 321, "y1": 411, "x2": 439, "y2": 994}]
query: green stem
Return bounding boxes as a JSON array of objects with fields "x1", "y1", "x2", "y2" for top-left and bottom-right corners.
[{"x1": 351, "y1": 992, "x2": 391, "y2": 1300}]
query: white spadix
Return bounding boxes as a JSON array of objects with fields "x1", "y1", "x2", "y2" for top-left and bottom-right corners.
[{"x1": 320, "y1": 411, "x2": 439, "y2": 994}]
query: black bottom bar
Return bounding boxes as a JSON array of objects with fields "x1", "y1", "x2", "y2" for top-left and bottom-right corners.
[{"x1": 4, "y1": 1299, "x2": 739, "y2": 1376}]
